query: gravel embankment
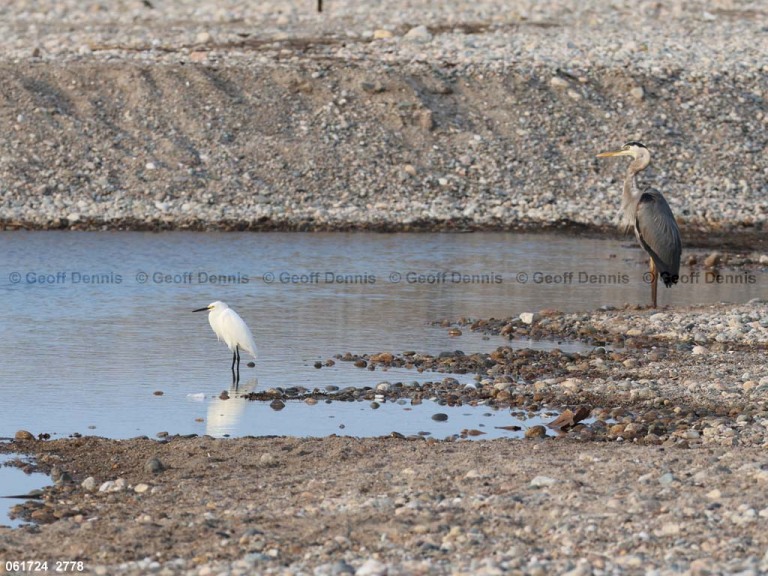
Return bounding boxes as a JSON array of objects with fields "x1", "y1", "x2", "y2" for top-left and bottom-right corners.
[{"x1": 0, "y1": 0, "x2": 766, "y2": 242}]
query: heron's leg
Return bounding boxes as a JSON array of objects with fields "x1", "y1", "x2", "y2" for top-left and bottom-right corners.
[{"x1": 650, "y1": 259, "x2": 658, "y2": 309}]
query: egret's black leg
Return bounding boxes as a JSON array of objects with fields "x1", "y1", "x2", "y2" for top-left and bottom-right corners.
[{"x1": 235, "y1": 346, "x2": 241, "y2": 385}]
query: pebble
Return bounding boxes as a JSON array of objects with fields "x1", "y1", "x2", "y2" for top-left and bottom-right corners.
[
  {"x1": 519, "y1": 312, "x2": 540, "y2": 325},
  {"x1": 530, "y1": 475, "x2": 558, "y2": 488},
  {"x1": 402, "y1": 25, "x2": 432, "y2": 44},
  {"x1": 703, "y1": 252, "x2": 722, "y2": 267},
  {"x1": 355, "y1": 559, "x2": 388, "y2": 576},
  {"x1": 550, "y1": 76, "x2": 569, "y2": 89},
  {"x1": 15, "y1": 429, "x2": 35, "y2": 441},
  {"x1": 270, "y1": 399, "x2": 286, "y2": 411},
  {"x1": 525, "y1": 425, "x2": 547, "y2": 439},
  {"x1": 144, "y1": 457, "x2": 165, "y2": 475},
  {"x1": 99, "y1": 478, "x2": 127, "y2": 493},
  {"x1": 81, "y1": 476, "x2": 97, "y2": 492},
  {"x1": 658, "y1": 472, "x2": 675, "y2": 486}
]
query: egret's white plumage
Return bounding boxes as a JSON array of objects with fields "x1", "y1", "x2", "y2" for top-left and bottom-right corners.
[{"x1": 193, "y1": 301, "x2": 257, "y2": 381}]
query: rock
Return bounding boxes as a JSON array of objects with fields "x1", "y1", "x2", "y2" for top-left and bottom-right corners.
[
  {"x1": 355, "y1": 559, "x2": 388, "y2": 576},
  {"x1": 658, "y1": 472, "x2": 675, "y2": 486},
  {"x1": 54, "y1": 471, "x2": 73, "y2": 485},
  {"x1": 402, "y1": 25, "x2": 432, "y2": 43},
  {"x1": 525, "y1": 425, "x2": 547, "y2": 439},
  {"x1": 416, "y1": 109, "x2": 434, "y2": 130},
  {"x1": 145, "y1": 457, "x2": 165, "y2": 475},
  {"x1": 81, "y1": 477, "x2": 97, "y2": 492},
  {"x1": 270, "y1": 399, "x2": 285, "y2": 411},
  {"x1": 134, "y1": 483, "x2": 150, "y2": 493},
  {"x1": 530, "y1": 475, "x2": 558, "y2": 488},
  {"x1": 519, "y1": 312, "x2": 540, "y2": 325},
  {"x1": 195, "y1": 31, "x2": 213, "y2": 44},
  {"x1": 361, "y1": 81, "x2": 386, "y2": 94},
  {"x1": 703, "y1": 252, "x2": 722, "y2": 267},
  {"x1": 260, "y1": 453, "x2": 277, "y2": 467},
  {"x1": 15, "y1": 429, "x2": 35, "y2": 441},
  {"x1": 629, "y1": 86, "x2": 645, "y2": 100},
  {"x1": 331, "y1": 560, "x2": 355, "y2": 575},
  {"x1": 372, "y1": 29, "x2": 393, "y2": 40},
  {"x1": 432, "y1": 413, "x2": 448, "y2": 422},
  {"x1": 99, "y1": 478, "x2": 127, "y2": 493},
  {"x1": 550, "y1": 76, "x2": 569, "y2": 88},
  {"x1": 692, "y1": 345, "x2": 708, "y2": 355}
]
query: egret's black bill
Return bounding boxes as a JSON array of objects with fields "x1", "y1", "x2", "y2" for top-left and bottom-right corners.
[{"x1": 192, "y1": 307, "x2": 210, "y2": 312}]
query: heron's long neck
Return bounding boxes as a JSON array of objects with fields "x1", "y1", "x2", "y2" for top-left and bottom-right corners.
[{"x1": 621, "y1": 164, "x2": 643, "y2": 229}]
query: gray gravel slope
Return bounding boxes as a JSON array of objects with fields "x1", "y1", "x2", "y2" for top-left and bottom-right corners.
[{"x1": 0, "y1": 0, "x2": 766, "y2": 240}]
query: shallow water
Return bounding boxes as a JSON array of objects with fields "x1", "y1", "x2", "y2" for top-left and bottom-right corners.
[
  {"x1": 0, "y1": 231, "x2": 763, "y2": 441},
  {"x1": 0, "y1": 453, "x2": 50, "y2": 528}
]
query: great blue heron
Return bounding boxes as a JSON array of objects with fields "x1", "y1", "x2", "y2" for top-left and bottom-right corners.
[{"x1": 596, "y1": 142, "x2": 682, "y2": 308}]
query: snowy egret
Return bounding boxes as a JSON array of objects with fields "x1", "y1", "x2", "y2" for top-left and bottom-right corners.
[{"x1": 193, "y1": 301, "x2": 258, "y2": 383}]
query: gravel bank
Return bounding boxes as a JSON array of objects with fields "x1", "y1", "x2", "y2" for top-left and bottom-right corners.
[{"x1": 0, "y1": 0, "x2": 766, "y2": 242}]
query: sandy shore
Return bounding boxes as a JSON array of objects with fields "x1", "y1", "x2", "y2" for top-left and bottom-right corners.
[{"x1": 3, "y1": 435, "x2": 768, "y2": 576}]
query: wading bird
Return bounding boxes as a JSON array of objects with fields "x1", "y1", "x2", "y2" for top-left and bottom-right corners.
[
  {"x1": 193, "y1": 301, "x2": 258, "y2": 383},
  {"x1": 596, "y1": 142, "x2": 682, "y2": 308}
]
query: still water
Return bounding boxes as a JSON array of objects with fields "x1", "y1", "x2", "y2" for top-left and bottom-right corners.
[
  {"x1": 0, "y1": 231, "x2": 763, "y2": 441},
  {"x1": 0, "y1": 453, "x2": 50, "y2": 528}
]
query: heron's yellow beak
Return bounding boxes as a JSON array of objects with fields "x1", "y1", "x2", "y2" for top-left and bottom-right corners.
[{"x1": 596, "y1": 149, "x2": 632, "y2": 158}]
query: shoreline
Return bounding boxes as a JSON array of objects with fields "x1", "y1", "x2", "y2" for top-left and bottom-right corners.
[{"x1": 2, "y1": 219, "x2": 767, "y2": 252}]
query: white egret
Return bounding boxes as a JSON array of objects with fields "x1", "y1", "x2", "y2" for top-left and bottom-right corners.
[{"x1": 193, "y1": 301, "x2": 258, "y2": 382}]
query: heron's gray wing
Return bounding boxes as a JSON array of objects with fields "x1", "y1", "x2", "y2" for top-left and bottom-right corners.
[{"x1": 634, "y1": 190, "x2": 682, "y2": 286}]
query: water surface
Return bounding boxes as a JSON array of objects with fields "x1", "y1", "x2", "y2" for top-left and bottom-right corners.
[{"x1": 0, "y1": 231, "x2": 762, "y2": 440}]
